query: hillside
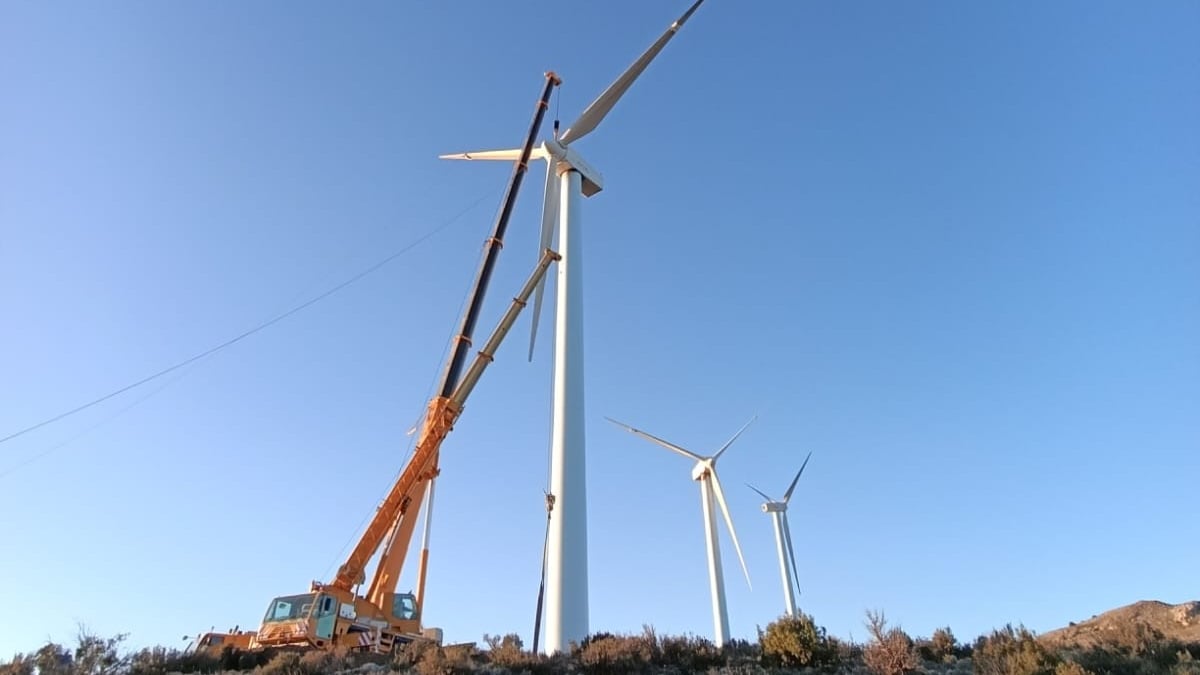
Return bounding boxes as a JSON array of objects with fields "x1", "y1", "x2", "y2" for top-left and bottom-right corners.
[{"x1": 1041, "y1": 600, "x2": 1200, "y2": 650}]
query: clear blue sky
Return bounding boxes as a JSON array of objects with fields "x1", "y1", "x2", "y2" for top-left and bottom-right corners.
[{"x1": 1, "y1": 0, "x2": 1197, "y2": 657}]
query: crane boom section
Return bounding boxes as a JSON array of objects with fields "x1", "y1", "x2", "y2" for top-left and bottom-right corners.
[
  {"x1": 332, "y1": 398, "x2": 455, "y2": 592},
  {"x1": 330, "y1": 73, "x2": 560, "y2": 595},
  {"x1": 331, "y1": 248, "x2": 561, "y2": 593},
  {"x1": 437, "y1": 72, "x2": 561, "y2": 398}
]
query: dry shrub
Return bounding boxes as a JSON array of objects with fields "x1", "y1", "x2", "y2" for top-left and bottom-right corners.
[
  {"x1": 1054, "y1": 661, "x2": 1092, "y2": 675},
  {"x1": 129, "y1": 647, "x2": 197, "y2": 675},
  {"x1": 407, "y1": 642, "x2": 477, "y2": 675},
  {"x1": 394, "y1": 639, "x2": 431, "y2": 671},
  {"x1": 863, "y1": 610, "x2": 920, "y2": 675},
  {"x1": 257, "y1": 651, "x2": 304, "y2": 675},
  {"x1": 657, "y1": 634, "x2": 723, "y2": 671},
  {"x1": 127, "y1": 646, "x2": 231, "y2": 675},
  {"x1": 482, "y1": 634, "x2": 524, "y2": 668},
  {"x1": 299, "y1": 646, "x2": 356, "y2": 674},
  {"x1": 578, "y1": 632, "x2": 654, "y2": 674},
  {"x1": 481, "y1": 633, "x2": 557, "y2": 675},
  {"x1": 917, "y1": 627, "x2": 962, "y2": 664},
  {"x1": 973, "y1": 625, "x2": 1057, "y2": 675},
  {"x1": 0, "y1": 654, "x2": 33, "y2": 675}
]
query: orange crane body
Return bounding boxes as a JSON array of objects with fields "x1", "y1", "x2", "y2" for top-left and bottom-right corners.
[
  {"x1": 189, "y1": 72, "x2": 562, "y2": 656},
  {"x1": 195, "y1": 246, "x2": 560, "y2": 655}
]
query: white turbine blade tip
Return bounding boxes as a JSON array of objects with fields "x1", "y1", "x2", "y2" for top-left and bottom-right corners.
[
  {"x1": 713, "y1": 414, "x2": 757, "y2": 462},
  {"x1": 558, "y1": 1, "x2": 708, "y2": 145},
  {"x1": 673, "y1": 0, "x2": 707, "y2": 29},
  {"x1": 605, "y1": 417, "x2": 703, "y2": 462},
  {"x1": 746, "y1": 483, "x2": 773, "y2": 503},
  {"x1": 783, "y1": 451, "x2": 813, "y2": 503},
  {"x1": 438, "y1": 148, "x2": 527, "y2": 161}
]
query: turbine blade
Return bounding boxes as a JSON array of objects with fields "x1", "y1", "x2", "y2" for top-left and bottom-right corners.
[
  {"x1": 712, "y1": 415, "x2": 756, "y2": 462},
  {"x1": 781, "y1": 511, "x2": 802, "y2": 598},
  {"x1": 439, "y1": 147, "x2": 536, "y2": 161},
  {"x1": 746, "y1": 483, "x2": 773, "y2": 503},
  {"x1": 527, "y1": 160, "x2": 559, "y2": 361},
  {"x1": 782, "y1": 451, "x2": 812, "y2": 503},
  {"x1": 558, "y1": 0, "x2": 707, "y2": 145},
  {"x1": 604, "y1": 417, "x2": 703, "y2": 462},
  {"x1": 710, "y1": 469, "x2": 751, "y2": 590}
]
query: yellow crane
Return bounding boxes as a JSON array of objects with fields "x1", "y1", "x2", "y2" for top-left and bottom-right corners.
[{"x1": 191, "y1": 72, "x2": 561, "y2": 656}]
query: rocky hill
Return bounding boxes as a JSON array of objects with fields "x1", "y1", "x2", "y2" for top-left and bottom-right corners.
[{"x1": 1041, "y1": 600, "x2": 1200, "y2": 650}]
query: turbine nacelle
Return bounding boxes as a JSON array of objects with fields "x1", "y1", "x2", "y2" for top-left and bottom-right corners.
[
  {"x1": 440, "y1": 141, "x2": 605, "y2": 196},
  {"x1": 691, "y1": 458, "x2": 715, "y2": 482},
  {"x1": 545, "y1": 140, "x2": 605, "y2": 196},
  {"x1": 761, "y1": 501, "x2": 786, "y2": 513}
]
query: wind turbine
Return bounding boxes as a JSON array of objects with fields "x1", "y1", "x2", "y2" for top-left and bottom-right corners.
[
  {"x1": 747, "y1": 452, "x2": 812, "y2": 618},
  {"x1": 440, "y1": 0, "x2": 710, "y2": 655},
  {"x1": 606, "y1": 416, "x2": 753, "y2": 646}
]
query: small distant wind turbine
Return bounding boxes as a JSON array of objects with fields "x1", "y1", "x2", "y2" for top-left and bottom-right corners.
[
  {"x1": 440, "y1": 0, "x2": 710, "y2": 655},
  {"x1": 747, "y1": 452, "x2": 811, "y2": 618},
  {"x1": 606, "y1": 416, "x2": 754, "y2": 646}
]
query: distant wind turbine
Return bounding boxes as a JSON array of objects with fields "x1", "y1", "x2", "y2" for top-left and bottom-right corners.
[
  {"x1": 606, "y1": 416, "x2": 754, "y2": 646},
  {"x1": 747, "y1": 452, "x2": 812, "y2": 618}
]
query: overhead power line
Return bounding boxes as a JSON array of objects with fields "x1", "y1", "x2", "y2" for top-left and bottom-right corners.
[{"x1": 0, "y1": 193, "x2": 491, "y2": 447}]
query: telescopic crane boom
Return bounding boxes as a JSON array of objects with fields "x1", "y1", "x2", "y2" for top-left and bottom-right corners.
[
  {"x1": 195, "y1": 72, "x2": 562, "y2": 656},
  {"x1": 333, "y1": 71, "x2": 560, "y2": 597}
]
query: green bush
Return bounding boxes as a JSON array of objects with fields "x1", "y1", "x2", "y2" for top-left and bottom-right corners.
[{"x1": 759, "y1": 613, "x2": 838, "y2": 669}]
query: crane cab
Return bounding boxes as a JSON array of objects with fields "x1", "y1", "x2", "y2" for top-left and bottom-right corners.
[
  {"x1": 255, "y1": 592, "x2": 338, "y2": 647},
  {"x1": 254, "y1": 589, "x2": 426, "y2": 652}
]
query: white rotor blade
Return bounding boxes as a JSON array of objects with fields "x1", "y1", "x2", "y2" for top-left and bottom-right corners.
[
  {"x1": 439, "y1": 147, "x2": 544, "y2": 161},
  {"x1": 712, "y1": 415, "x2": 756, "y2": 462},
  {"x1": 781, "y1": 511, "x2": 802, "y2": 597},
  {"x1": 746, "y1": 483, "x2": 773, "y2": 503},
  {"x1": 527, "y1": 159, "x2": 559, "y2": 361},
  {"x1": 782, "y1": 451, "x2": 812, "y2": 504},
  {"x1": 604, "y1": 417, "x2": 703, "y2": 462},
  {"x1": 558, "y1": 0, "x2": 707, "y2": 146},
  {"x1": 709, "y1": 469, "x2": 751, "y2": 589}
]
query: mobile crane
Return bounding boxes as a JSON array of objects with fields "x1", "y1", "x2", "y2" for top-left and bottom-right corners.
[{"x1": 191, "y1": 72, "x2": 561, "y2": 656}]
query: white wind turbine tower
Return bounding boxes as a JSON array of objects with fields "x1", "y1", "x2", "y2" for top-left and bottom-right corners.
[
  {"x1": 606, "y1": 416, "x2": 754, "y2": 646},
  {"x1": 747, "y1": 452, "x2": 812, "y2": 619},
  {"x1": 440, "y1": 0, "x2": 710, "y2": 655}
]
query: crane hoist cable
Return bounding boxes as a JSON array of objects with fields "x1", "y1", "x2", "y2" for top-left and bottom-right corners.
[{"x1": 532, "y1": 490, "x2": 556, "y2": 654}]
